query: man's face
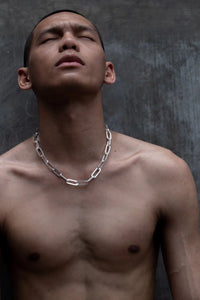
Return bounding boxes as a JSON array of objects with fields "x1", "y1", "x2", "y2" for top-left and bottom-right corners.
[{"x1": 25, "y1": 12, "x2": 111, "y2": 97}]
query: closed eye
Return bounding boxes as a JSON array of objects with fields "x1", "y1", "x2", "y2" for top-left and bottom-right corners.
[
  {"x1": 79, "y1": 36, "x2": 94, "y2": 41},
  {"x1": 41, "y1": 37, "x2": 58, "y2": 44}
]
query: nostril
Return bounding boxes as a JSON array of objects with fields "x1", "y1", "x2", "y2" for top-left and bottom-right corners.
[{"x1": 62, "y1": 44, "x2": 76, "y2": 51}]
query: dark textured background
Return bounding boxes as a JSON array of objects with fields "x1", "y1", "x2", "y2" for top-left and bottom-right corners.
[{"x1": 1, "y1": 0, "x2": 200, "y2": 299}]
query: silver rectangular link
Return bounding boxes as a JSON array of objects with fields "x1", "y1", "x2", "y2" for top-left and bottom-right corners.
[
  {"x1": 91, "y1": 167, "x2": 101, "y2": 178},
  {"x1": 102, "y1": 153, "x2": 108, "y2": 162},
  {"x1": 33, "y1": 134, "x2": 38, "y2": 143},
  {"x1": 59, "y1": 174, "x2": 67, "y2": 181},
  {"x1": 36, "y1": 146, "x2": 44, "y2": 158},
  {"x1": 98, "y1": 161, "x2": 105, "y2": 169},
  {"x1": 105, "y1": 144, "x2": 111, "y2": 155},
  {"x1": 52, "y1": 168, "x2": 62, "y2": 177},
  {"x1": 77, "y1": 180, "x2": 89, "y2": 186},
  {"x1": 106, "y1": 129, "x2": 112, "y2": 140},
  {"x1": 87, "y1": 177, "x2": 93, "y2": 183},
  {"x1": 66, "y1": 179, "x2": 79, "y2": 186},
  {"x1": 46, "y1": 160, "x2": 55, "y2": 171}
]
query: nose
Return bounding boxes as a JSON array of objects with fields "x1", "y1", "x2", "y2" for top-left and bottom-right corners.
[{"x1": 59, "y1": 34, "x2": 79, "y2": 52}]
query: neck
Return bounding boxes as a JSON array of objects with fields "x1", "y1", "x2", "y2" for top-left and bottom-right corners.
[{"x1": 37, "y1": 92, "x2": 107, "y2": 166}]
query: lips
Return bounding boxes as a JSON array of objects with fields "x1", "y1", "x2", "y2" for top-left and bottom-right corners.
[{"x1": 55, "y1": 55, "x2": 84, "y2": 67}]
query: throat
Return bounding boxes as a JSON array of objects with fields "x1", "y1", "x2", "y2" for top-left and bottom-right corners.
[{"x1": 33, "y1": 125, "x2": 112, "y2": 187}]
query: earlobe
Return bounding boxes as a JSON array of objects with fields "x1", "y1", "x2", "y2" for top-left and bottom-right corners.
[
  {"x1": 18, "y1": 67, "x2": 32, "y2": 90},
  {"x1": 104, "y1": 62, "x2": 116, "y2": 85}
]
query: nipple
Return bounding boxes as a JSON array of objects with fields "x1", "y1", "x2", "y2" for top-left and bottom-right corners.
[
  {"x1": 128, "y1": 245, "x2": 140, "y2": 254},
  {"x1": 28, "y1": 252, "x2": 40, "y2": 262}
]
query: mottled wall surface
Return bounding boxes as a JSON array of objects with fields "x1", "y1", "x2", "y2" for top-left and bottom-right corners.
[{"x1": 1, "y1": 0, "x2": 200, "y2": 299}]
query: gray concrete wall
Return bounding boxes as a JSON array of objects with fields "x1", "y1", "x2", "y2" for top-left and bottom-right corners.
[{"x1": 1, "y1": 1, "x2": 200, "y2": 299}]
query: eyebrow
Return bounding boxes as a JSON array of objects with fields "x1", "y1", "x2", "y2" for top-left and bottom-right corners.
[{"x1": 36, "y1": 23, "x2": 99, "y2": 42}]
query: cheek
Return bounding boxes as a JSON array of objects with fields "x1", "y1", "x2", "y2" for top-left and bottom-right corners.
[
  {"x1": 89, "y1": 52, "x2": 106, "y2": 77},
  {"x1": 29, "y1": 46, "x2": 54, "y2": 69},
  {"x1": 28, "y1": 54, "x2": 52, "y2": 83}
]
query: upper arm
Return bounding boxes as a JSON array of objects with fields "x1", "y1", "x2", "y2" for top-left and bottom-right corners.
[
  {"x1": 0, "y1": 230, "x2": 3, "y2": 300},
  {"x1": 160, "y1": 157, "x2": 200, "y2": 299},
  {"x1": 0, "y1": 246, "x2": 2, "y2": 300}
]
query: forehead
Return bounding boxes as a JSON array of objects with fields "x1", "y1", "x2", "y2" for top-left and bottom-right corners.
[{"x1": 33, "y1": 12, "x2": 97, "y2": 37}]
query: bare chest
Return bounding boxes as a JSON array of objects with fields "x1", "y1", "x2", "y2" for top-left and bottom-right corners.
[{"x1": 4, "y1": 177, "x2": 159, "y2": 273}]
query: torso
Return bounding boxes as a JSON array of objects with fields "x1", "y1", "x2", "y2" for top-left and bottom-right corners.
[{"x1": 0, "y1": 132, "x2": 170, "y2": 300}]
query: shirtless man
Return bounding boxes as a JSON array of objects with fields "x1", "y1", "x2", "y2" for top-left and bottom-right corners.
[{"x1": 0, "y1": 9, "x2": 200, "y2": 300}]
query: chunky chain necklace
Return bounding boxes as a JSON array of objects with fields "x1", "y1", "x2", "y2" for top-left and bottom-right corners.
[{"x1": 33, "y1": 125, "x2": 112, "y2": 186}]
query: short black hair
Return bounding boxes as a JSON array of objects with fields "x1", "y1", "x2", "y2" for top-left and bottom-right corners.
[{"x1": 23, "y1": 9, "x2": 105, "y2": 67}]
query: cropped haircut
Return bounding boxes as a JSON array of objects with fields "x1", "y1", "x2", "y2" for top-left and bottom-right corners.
[{"x1": 23, "y1": 9, "x2": 105, "y2": 67}]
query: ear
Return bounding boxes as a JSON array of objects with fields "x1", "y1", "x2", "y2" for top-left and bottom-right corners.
[
  {"x1": 104, "y1": 62, "x2": 116, "y2": 85},
  {"x1": 18, "y1": 67, "x2": 32, "y2": 90}
]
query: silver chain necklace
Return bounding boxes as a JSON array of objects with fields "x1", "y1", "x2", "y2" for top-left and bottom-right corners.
[{"x1": 33, "y1": 125, "x2": 112, "y2": 186}]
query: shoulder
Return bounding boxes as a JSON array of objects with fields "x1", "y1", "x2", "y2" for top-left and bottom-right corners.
[
  {"x1": 0, "y1": 138, "x2": 38, "y2": 222},
  {"x1": 112, "y1": 131, "x2": 197, "y2": 207},
  {"x1": 0, "y1": 138, "x2": 34, "y2": 166},
  {"x1": 112, "y1": 130, "x2": 187, "y2": 173},
  {"x1": 0, "y1": 137, "x2": 37, "y2": 189}
]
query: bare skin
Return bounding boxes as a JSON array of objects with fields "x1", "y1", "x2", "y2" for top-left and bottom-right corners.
[{"x1": 0, "y1": 11, "x2": 200, "y2": 300}]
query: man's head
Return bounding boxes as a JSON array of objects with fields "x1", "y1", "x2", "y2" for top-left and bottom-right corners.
[
  {"x1": 18, "y1": 10, "x2": 115, "y2": 97},
  {"x1": 23, "y1": 9, "x2": 105, "y2": 67}
]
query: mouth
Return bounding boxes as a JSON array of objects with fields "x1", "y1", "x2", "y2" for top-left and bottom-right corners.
[{"x1": 55, "y1": 55, "x2": 84, "y2": 67}]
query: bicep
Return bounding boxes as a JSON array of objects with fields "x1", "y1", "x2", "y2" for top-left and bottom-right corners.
[
  {"x1": 162, "y1": 219, "x2": 200, "y2": 299},
  {"x1": 160, "y1": 162, "x2": 200, "y2": 299},
  {"x1": 0, "y1": 241, "x2": 2, "y2": 300}
]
